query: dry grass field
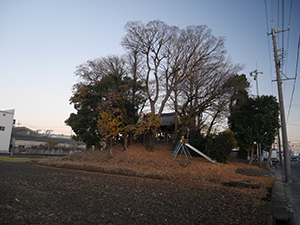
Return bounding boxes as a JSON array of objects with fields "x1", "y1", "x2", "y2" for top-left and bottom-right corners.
[{"x1": 38, "y1": 144, "x2": 273, "y2": 201}]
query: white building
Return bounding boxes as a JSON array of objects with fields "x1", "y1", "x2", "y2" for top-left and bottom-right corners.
[{"x1": 0, "y1": 109, "x2": 15, "y2": 153}]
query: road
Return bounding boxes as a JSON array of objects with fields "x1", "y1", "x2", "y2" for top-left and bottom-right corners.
[
  {"x1": 0, "y1": 161, "x2": 269, "y2": 224},
  {"x1": 289, "y1": 161, "x2": 300, "y2": 224}
]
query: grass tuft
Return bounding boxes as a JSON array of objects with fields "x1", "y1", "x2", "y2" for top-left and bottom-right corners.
[{"x1": 0, "y1": 156, "x2": 40, "y2": 163}]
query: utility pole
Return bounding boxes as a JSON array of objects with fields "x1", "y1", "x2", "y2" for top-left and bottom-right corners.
[
  {"x1": 268, "y1": 20, "x2": 291, "y2": 183},
  {"x1": 250, "y1": 69, "x2": 263, "y2": 96},
  {"x1": 250, "y1": 69, "x2": 263, "y2": 162},
  {"x1": 278, "y1": 129, "x2": 283, "y2": 166}
]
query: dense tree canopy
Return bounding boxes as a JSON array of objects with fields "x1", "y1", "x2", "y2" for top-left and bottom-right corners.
[
  {"x1": 229, "y1": 95, "x2": 280, "y2": 163},
  {"x1": 66, "y1": 55, "x2": 145, "y2": 150}
]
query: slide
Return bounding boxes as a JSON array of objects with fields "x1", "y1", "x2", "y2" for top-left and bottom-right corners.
[{"x1": 185, "y1": 143, "x2": 216, "y2": 163}]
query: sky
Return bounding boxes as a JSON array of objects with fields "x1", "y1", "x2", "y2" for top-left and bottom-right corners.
[{"x1": 1, "y1": 0, "x2": 299, "y2": 142}]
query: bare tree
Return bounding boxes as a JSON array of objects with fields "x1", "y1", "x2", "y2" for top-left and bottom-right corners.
[
  {"x1": 169, "y1": 26, "x2": 242, "y2": 137},
  {"x1": 122, "y1": 20, "x2": 242, "y2": 150},
  {"x1": 122, "y1": 20, "x2": 178, "y2": 150}
]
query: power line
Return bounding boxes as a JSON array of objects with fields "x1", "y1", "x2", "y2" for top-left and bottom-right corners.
[
  {"x1": 271, "y1": 0, "x2": 274, "y2": 22},
  {"x1": 287, "y1": 34, "x2": 300, "y2": 121},
  {"x1": 278, "y1": 0, "x2": 280, "y2": 27},
  {"x1": 264, "y1": 0, "x2": 270, "y2": 31},
  {"x1": 284, "y1": 0, "x2": 294, "y2": 76},
  {"x1": 282, "y1": 0, "x2": 284, "y2": 61},
  {"x1": 277, "y1": 0, "x2": 280, "y2": 46},
  {"x1": 264, "y1": 0, "x2": 275, "y2": 94},
  {"x1": 288, "y1": 0, "x2": 293, "y2": 25},
  {"x1": 266, "y1": 0, "x2": 295, "y2": 100}
]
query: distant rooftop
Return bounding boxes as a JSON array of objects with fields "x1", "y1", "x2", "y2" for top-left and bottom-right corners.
[
  {"x1": 12, "y1": 126, "x2": 83, "y2": 145},
  {"x1": 160, "y1": 112, "x2": 175, "y2": 126}
]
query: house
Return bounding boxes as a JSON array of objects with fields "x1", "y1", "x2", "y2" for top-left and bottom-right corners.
[
  {"x1": 138, "y1": 112, "x2": 176, "y2": 144},
  {"x1": 157, "y1": 112, "x2": 176, "y2": 143},
  {"x1": 0, "y1": 109, "x2": 15, "y2": 153},
  {"x1": 11, "y1": 126, "x2": 86, "y2": 155}
]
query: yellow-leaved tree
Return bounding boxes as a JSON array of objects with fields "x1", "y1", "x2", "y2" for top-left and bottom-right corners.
[
  {"x1": 135, "y1": 113, "x2": 161, "y2": 151},
  {"x1": 98, "y1": 111, "x2": 123, "y2": 154}
]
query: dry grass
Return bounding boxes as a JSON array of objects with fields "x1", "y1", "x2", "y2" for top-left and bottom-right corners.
[{"x1": 38, "y1": 144, "x2": 273, "y2": 200}]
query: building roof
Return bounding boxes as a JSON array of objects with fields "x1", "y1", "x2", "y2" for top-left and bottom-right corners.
[
  {"x1": 138, "y1": 112, "x2": 176, "y2": 127},
  {"x1": 12, "y1": 127, "x2": 84, "y2": 145},
  {"x1": 0, "y1": 109, "x2": 15, "y2": 115},
  {"x1": 160, "y1": 113, "x2": 175, "y2": 126}
]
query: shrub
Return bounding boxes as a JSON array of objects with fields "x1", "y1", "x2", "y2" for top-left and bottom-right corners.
[
  {"x1": 206, "y1": 133, "x2": 232, "y2": 163},
  {"x1": 189, "y1": 132, "x2": 207, "y2": 156}
]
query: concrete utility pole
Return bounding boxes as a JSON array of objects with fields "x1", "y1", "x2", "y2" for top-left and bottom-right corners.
[
  {"x1": 278, "y1": 130, "x2": 283, "y2": 166},
  {"x1": 250, "y1": 69, "x2": 263, "y2": 96},
  {"x1": 268, "y1": 20, "x2": 291, "y2": 183},
  {"x1": 250, "y1": 69, "x2": 263, "y2": 162}
]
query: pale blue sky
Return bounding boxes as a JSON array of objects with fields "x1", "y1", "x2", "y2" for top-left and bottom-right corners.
[{"x1": 1, "y1": 0, "x2": 299, "y2": 142}]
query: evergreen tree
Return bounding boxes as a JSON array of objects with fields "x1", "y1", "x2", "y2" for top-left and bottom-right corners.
[{"x1": 229, "y1": 95, "x2": 280, "y2": 163}]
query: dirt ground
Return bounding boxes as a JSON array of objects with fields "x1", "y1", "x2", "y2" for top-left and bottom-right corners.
[{"x1": 0, "y1": 144, "x2": 274, "y2": 224}]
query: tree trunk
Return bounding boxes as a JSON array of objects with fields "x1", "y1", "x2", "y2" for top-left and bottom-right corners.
[
  {"x1": 106, "y1": 138, "x2": 113, "y2": 155},
  {"x1": 123, "y1": 133, "x2": 128, "y2": 150},
  {"x1": 129, "y1": 132, "x2": 133, "y2": 146},
  {"x1": 147, "y1": 126, "x2": 157, "y2": 151},
  {"x1": 206, "y1": 110, "x2": 220, "y2": 136},
  {"x1": 174, "y1": 114, "x2": 178, "y2": 143},
  {"x1": 259, "y1": 144, "x2": 263, "y2": 164},
  {"x1": 174, "y1": 84, "x2": 179, "y2": 142},
  {"x1": 249, "y1": 145, "x2": 254, "y2": 164},
  {"x1": 266, "y1": 146, "x2": 272, "y2": 169}
]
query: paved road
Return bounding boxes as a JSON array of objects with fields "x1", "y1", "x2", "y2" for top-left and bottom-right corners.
[
  {"x1": 0, "y1": 161, "x2": 269, "y2": 224},
  {"x1": 271, "y1": 161, "x2": 300, "y2": 225},
  {"x1": 289, "y1": 162, "x2": 300, "y2": 224}
]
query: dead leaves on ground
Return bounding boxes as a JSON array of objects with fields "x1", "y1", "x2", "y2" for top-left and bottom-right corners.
[{"x1": 39, "y1": 144, "x2": 273, "y2": 203}]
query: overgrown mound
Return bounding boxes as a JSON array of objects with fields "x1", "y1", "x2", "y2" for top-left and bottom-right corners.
[{"x1": 37, "y1": 144, "x2": 273, "y2": 199}]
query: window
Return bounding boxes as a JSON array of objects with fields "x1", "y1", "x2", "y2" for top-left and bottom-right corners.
[{"x1": 0, "y1": 126, "x2": 5, "y2": 131}]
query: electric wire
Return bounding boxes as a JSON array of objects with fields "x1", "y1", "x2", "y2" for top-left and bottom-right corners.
[
  {"x1": 282, "y1": 0, "x2": 284, "y2": 64},
  {"x1": 278, "y1": 0, "x2": 280, "y2": 27},
  {"x1": 264, "y1": 0, "x2": 275, "y2": 95},
  {"x1": 284, "y1": 0, "x2": 293, "y2": 77},
  {"x1": 287, "y1": 34, "x2": 300, "y2": 121},
  {"x1": 277, "y1": 0, "x2": 280, "y2": 47},
  {"x1": 264, "y1": 0, "x2": 270, "y2": 31},
  {"x1": 280, "y1": 1, "x2": 284, "y2": 74},
  {"x1": 271, "y1": 0, "x2": 274, "y2": 23},
  {"x1": 288, "y1": 0, "x2": 293, "y2": 25}
]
